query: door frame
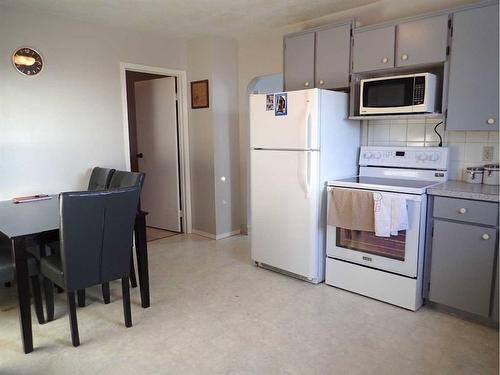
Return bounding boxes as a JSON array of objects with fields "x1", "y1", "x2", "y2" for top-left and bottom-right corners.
[{"x1": 120, "y1": 62, "x2": 192, "y2": 234}]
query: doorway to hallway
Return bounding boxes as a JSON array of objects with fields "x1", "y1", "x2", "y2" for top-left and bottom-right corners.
[{"x1": 124, "y1": 70, "x2": 184, "y2": 233}]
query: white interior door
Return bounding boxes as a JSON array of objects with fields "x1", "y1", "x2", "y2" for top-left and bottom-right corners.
[
  {"x1": 250, "y1": 149, "x2": 319, "y2": 280},
  {"x1": 135, "y1": 77, "x2": 181, "y2": 232}
]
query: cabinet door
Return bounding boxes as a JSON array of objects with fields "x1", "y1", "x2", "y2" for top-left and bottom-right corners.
[
  {"x1": 429, "y1": 220, "x2": 497, "y2": 317},
  {"x1": 283, "y1": 33, "x2": 315, "y2": 91},
  {"x1": 493, "y1": 265, "x2": 499, "y2": 322},
  {"x1": 352, "y1": 26, "x2": 395, "y2": 73},
  {"x1": 447, "y1": 4, "x2": 499, "y2": 131},
  {"x1": 315, "y1": 23, "x2": 351, "y2": 89},
  {"x1": 396, "y1": 14, "x2": 449, "y2": 67}
]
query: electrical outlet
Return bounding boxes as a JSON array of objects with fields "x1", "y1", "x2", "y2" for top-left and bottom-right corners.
[{"x1": 482, "y1": 146, "x2": 494, "y2": 162}]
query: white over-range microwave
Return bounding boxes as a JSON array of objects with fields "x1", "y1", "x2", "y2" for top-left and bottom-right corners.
[{"x1": 359, "y1": 73, "x2": 437, "y2": 115}]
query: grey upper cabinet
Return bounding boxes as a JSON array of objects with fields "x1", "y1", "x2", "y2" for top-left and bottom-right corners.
[
  {"x1": 315, "y1": 23, "x2": 351, "y2": 89},
  {"x1": 283, "y1": 33, "x2": 315, "y2": 91},
  {"x1": 429, "y1": 219, "x2": 497, "y2": 317},
  {"x1": 352, "y1": 26, "x2": 395, "y2": 73},
  {"x1": 447, "y1": 4, "x2": 499, "y2": 131},
  {"x1": 396, "y1": 14, "x2": 449, "y2": 67}
]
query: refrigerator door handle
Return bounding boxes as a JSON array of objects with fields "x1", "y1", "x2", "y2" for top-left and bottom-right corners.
[
  {"x1": 305, "y1": 100, "x2": 311, "y2": 149},
  {"x1": 305, "y1": 151, "x2": 312, "y2": 197}
]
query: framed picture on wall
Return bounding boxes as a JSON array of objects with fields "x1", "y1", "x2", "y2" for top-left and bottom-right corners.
[{"x1": 191, "y1": 79, "x2": 209, "y2": 109}]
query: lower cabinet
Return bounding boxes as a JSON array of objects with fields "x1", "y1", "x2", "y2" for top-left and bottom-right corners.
[{"x1": 429, "y1": 217, "x2": 498, "y2": 318}]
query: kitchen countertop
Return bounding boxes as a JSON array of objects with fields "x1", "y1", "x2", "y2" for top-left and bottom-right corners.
[{"x1": 428, "y1": 180, "x2": 499, "y2": 203}]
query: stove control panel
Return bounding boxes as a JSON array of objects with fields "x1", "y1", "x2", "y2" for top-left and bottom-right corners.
[{"x1": 359, "y1": 146, "x2": 449, "y2": 170}]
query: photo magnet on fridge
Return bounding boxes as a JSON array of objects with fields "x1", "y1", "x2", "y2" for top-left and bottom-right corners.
[
  {"x1": 266, "y1": 94, "x2": 274, "y2": 111},
  {"x1": 274, "y1": 93, "x2": 287, "y2": 116}
]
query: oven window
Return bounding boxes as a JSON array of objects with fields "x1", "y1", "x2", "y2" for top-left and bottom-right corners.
[
  {"x1": 336, "y1": 228, "x2": 406, "y2": 261},
  {"x1": 363, "y1": 77, "x2": 414, "y2": 108}
]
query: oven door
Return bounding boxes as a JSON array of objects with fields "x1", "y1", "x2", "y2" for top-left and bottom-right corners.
[
  {"x1": 360, "y1": 75, "x2": 415, "y2": 114},
  {"x1": 326, "y1": 187, "x2": 424, "y2": 278}
]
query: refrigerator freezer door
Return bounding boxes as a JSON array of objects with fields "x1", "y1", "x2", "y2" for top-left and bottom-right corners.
[
  {"x1": 251, "y1": 149, "x2": 320, "y2": 280},
  {"x1": 250, "y1": 89, "x2": 319, "y2": 150}
]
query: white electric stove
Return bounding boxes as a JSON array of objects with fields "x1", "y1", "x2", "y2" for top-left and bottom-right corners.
[{"x1": 325, "y1": 146, "x2": 449, "y2": 311}]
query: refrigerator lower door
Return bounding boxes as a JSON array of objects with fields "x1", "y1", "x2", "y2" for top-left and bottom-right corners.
[
  {"x1": 250, "y1": 89, "x2": 319, "y2": 150},
  {"x1": 251, "y1": 149, "x2": 320, "y2": 281}
]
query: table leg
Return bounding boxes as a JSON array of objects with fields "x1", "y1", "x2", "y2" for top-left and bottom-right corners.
[
  {"x1": 11, "y1": 237, "x2": 33, "y2": 354},
  {"x1": 134, "y1": 214, "x2": 150, "y2": 308}
]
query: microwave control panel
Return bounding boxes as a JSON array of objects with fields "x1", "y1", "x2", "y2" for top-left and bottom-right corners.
[{"x1": 413, "y1": 76, "x2": 425, "y2": 105}]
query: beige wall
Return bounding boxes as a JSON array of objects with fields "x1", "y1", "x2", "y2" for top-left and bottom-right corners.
[
  {"x1": 188, "y1": 36, "x2": 240, "y2": 237},
  {"x1": 237, "y1": 0, "x2": 478, "y2": 232},
  {"x1": 0, "y1": 5, "x2": 187, "y2": 201},
  {"x1": 187, "y1": 37, "x2": 216, "y2": 234},
  {"x1": 212, "y1": 37, "x2": 241, "y2": 237}
]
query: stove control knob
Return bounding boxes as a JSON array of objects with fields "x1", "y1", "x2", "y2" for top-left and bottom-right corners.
[
  {"x1": 429, "y1": 153, "x2": 439, "y2": 161},
  {"x1": 364, "y1": 152, "x2": 373, "y2": 159},
  {"x1": 417, "y1": 153, "x2": 427, "y2": 161},
  {"x1": 373, "y1": 152, "x2": 382, "y2": 159}
]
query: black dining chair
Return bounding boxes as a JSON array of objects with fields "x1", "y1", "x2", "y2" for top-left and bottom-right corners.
[
  {"x1": 40, "y1": 187, "x2": 140, "y2": 347},
  {"x1": 45, "y1": 167, "x2": 117, "y2": 304},
  {"x1": 108, "y1": 170, "x2": 145, "y2": 190},
  {"x1": 81, "y1": 170, "x2": 145, "y2": 305},
  {"x1": 44, "y1": 168, "x2": 144, "y2": 313},
  {"x1": 0, "y1": 238, "x2": 45, "y2": 325},
  {"x1": 87, "y1": 167, "x2": 116, "y2": 191},
  {"x1": 102, "y1": 170, "x2": 145, "y2": 301}
]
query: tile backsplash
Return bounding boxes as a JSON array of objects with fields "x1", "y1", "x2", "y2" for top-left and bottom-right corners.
[{"x1": 361, "y1": 118, "x2": 500, "y2": 181}]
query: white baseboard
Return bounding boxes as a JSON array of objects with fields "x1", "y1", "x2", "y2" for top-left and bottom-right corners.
[
  {"x1": 191, "y1": 229, "x2": 216, "y2": 239},
  {"x1": 215, "y1": 229, "x2": 241, "y2": 240},
  {"x1": 192, "y1": 229, "x2": 241, "y2": 240}
]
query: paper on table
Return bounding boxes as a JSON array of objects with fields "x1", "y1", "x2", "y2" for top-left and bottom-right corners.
[{"x1": 13, "y1": 194, "x2": 52, "y2": 204}]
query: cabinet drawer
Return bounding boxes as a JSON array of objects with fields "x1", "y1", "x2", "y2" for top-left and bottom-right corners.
[{"x1": 433, "y1": 196, "x2": 498, "y2": 226}]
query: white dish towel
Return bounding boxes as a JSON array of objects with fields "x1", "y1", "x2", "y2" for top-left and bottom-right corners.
[{"x1": 373, "y1": 192, "x2": 408, "y2": 237}]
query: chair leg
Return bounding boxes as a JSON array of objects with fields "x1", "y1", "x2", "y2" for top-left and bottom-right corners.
[
  {"x1": 102, "y1": 283, "x2": 110, "y2": 304},
  {"x1": 77, "y1": 289, "x2": 86, "y2": 307},
  {"x1": 43, "y1": 277, "x2": 55, "y2": 322},
  {"x1": 67, "y1": 291, "x2": 80, "y2": 347},
  {"x1": 130, "y1": 252, "x2": 137, "y2": 288},
  {"x1": 30, "y1": 276, "x2": 45, "y2": 324},
  {"x1": 122, "y1": 277, "x2": 132, "y2": 328}
]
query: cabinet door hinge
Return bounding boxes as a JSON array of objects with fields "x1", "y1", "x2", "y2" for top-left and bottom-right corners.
[
  {"x1": 431, "y1": 226, "x2": 434, "y2": 237},
  {"x1": 427, "y1": 282, "x2": 431, "y2": 293},
  {"x1": 445, "y1": 109, "x2": 448, "y2": 119},
  {"x1": 446, "y1": 46, "x2": 450, "y2": 56}
]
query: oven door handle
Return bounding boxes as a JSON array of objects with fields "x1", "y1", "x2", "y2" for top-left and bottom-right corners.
[{"x1": 327, "y1": 186, "x2": 423, "y2": 202}]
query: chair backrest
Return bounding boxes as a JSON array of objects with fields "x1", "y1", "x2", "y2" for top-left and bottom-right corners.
[
  {"x1": 59, "y1": 188, "x2": 140, "y2": 291},
  {"x1": 87, "y1": 167, "x2": 116, "y2": 191},
  {"x1": 108, "y1": 170, "x2": 145, "y2": 189}
]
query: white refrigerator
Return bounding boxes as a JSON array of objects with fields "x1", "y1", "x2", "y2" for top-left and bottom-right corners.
[{"x1": 250, "y1": 89, "x2": 359, "y2": 283}]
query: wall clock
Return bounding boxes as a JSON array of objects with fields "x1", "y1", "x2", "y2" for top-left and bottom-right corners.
[{"x1": 12, "y1": 47, "x2": 43, "y2": 76}]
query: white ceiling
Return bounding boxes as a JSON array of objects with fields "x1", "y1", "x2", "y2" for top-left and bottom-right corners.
[{"x1": 0, "y1": 0, "x2": 381, "y2": 39}]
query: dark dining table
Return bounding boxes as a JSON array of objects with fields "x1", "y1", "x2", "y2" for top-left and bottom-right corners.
[{"x1": 0, "y1": 195, "x2": 150, "y2": 354}]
